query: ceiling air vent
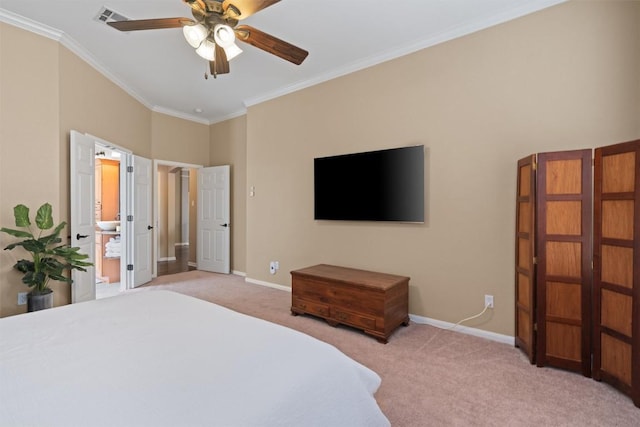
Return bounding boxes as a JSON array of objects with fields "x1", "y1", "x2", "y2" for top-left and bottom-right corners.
[{"x1": 94, "y1": 6, "x2": 129, "y2": 25}]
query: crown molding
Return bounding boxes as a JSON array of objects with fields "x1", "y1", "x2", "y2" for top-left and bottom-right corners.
[
  {"x1": 152, "y1": 106, "x2": 212, "y2": 126},
  {"x1": 208, "y1": 107, "x2": 247, "y2": 125},
  {"x1": 0, "y1": 8, "x2": 62, "y2": 40}
]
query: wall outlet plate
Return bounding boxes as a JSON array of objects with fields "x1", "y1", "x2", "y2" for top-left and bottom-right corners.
[
  {"x1": 18, "y1": 292, "x2": 28, "y2": 305},
  {"x1": 484, "y1": 294, "x2": 494, "y2": 308}
]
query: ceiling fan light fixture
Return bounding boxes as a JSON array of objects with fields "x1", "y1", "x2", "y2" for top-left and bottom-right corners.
[
  {"x1": 224, "y1": 43, "x2": 243, "y2": 61},
  {"x1": 213, "y1": 24, "x2": 236, "y2": 48},
  {"x1": 195, "y1": 39, "x2": 216, "y2": 61},
  {"x1": 183, "y1": 23, "x2": 208, "y2": 48}
]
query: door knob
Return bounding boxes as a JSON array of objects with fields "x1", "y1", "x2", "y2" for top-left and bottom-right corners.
[
  {"x1": 76, "y1": 233, "x2": 89, "y2": 240},
  {"x1": 147, "y1": 225, "x2": 154, "y2": 230},
  {"x1": 221, "y1": 223, "x2": 228, "y2": 228}
]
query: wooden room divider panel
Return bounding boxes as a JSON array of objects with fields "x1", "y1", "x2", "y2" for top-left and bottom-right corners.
[
  {"x1": 515, "y1": 149, "x2": 593, "y2": 374},
  {"x1": 593, "y1": 139, "x2": 640, "y2": 407},
  {"x1": 515, "y1": 155, "x2": 537, "y2": 364},
  {"x1": 535, "y1": 150, "x2": 592, "y2": 376}
]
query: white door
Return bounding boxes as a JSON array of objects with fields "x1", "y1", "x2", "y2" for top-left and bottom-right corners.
[
  {"x1": 129, "y1": 155, "x2": 153, "y2": 287},
  {"x1": 197, "y1": 165, "x2": 230, "y2": 273},
  {"x1": 70, "y1": 131, "x2": 96, "y2": 303}
]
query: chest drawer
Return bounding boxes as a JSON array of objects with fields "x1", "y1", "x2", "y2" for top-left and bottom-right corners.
[
  {"x1": 332, "y1": 308, "x2": 376, "y2": 330},
  {"x1": 292, "y1": 296, "x2": 329, "y2": 318}
]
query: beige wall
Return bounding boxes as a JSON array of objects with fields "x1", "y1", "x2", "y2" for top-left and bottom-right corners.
[
  {"x1": 210, "y1": 115, "x2": 247, "y2": 273},
  {"x1": 59, "y1": 48, "x2": 152, "y2": 159},
  {"x1": 151, "y1": 112, "x2": 210, "y2": 164},
  {"x1": 0, "y1": 24, "x2": 63, "y2": 316},
  {"x1": 244, "y1": 1, "x2": 640, "y2": 336}
]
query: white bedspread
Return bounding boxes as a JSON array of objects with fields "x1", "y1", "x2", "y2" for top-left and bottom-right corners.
[{"x1": 0, "y1": 290, "x2": 390, "y2": 427}]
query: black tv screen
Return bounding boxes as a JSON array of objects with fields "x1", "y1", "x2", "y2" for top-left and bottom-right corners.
[{"x1": 314, "y1": 145, "x2": 424, "y2": 222}]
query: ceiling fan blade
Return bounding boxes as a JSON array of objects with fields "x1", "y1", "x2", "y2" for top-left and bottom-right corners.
[
  {"x1": 235, "y1": 25, "x2": 308, "y2": 65},
  {"x1": 213, "y1": 45, "x2": 230, "y2": 75},
  {"x1": 107, "y1": 18, "x2": 194, "y2": 32},
  {"x1": 222, "y1": 0, "x2": 280, "y2": 20}
]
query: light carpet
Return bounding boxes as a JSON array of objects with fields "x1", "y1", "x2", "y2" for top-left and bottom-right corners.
[{"x1": 128, "y1": 270, "x2": 640, "y2": 427}]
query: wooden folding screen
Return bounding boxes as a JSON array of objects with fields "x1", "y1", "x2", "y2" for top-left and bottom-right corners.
[
  {"x1": 516, "y1": 150, "x2": 592, "y2": 375},
  {"x1": 516, "y1": 141, "x2": 640, "y2": 407},
  {"x1": 535, "y1": 150, "x2": 592, "y2": 376},
  {"x1": 515, "y1": 155, "x2": 537, "y2": 364},
  {"x1": 593, "y1": 139, "x2": 640, "y2": 407}
]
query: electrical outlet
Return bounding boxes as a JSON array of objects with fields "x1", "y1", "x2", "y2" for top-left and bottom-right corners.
[
  {"x1": 484, "y1": 294, "x2": 494, "y2": 308},
  {"x1": 274, "y1": 261, "x2": 279, "y2": 270},
  {"x1": 18, "y1": 292, "x2": 28, "y2": 306}
]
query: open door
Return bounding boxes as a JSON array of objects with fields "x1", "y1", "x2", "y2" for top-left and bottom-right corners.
[
  {"x1": 197, "y1": 165, "x2": 230, "y2": 274},
  {"x1": 515, "y1": 155, "x2": 537, "y2": 363},
  {"x1": 535, "y1": 150, "x2": 592, "y2": 376},
  {"x1": 70, "y1": 131, "x2": 97, "y2": 303},
  {"x1": 128, "y1": 155, "x2": 153, "y2": 287},
  {"x1": 593, "y1": 139, "x2": 640, "y2": 407}
]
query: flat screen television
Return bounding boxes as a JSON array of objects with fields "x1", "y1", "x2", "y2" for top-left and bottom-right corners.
[{"x1": 314, "y1": 145, "x2": 424, "y2": 222}]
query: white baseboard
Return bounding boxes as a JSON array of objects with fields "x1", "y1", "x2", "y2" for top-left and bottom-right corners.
[
  {"x1": 188, "y1": 261, "x2": 197, "y2": 267},
  {"x1": 174, "y1": 242, "x2": 189, "y2": 247},
  {"x1": 158, "y1": 256, "x2": 176, "y2": 262},
  {"x1": 244, "y1": 276, "x2": 514, "y2": 345},
  {"x1": 245, "y1": 277, "x2": 292, "y2": 293},
  {"x1": 232, "y1": 270, "x2": 246, "y2": 277},
  {"x1": 409, "y1": 314, "x2": 514, "y2": 345}
]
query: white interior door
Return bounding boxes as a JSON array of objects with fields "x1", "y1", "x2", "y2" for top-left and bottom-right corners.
[
  {"x1": 197, "y1": 165, "x2": 230, "y2": 273},
  {"x1": 70, "y1": 131, "x2": 96, "y2": 303},
  {"x1": 129, "y1": 155, "x2": 153, "y2": 287}
]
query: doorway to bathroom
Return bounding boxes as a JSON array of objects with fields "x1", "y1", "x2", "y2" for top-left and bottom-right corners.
[{"x1": 94, "y1": 145, "x2": 122, "y2": 298}]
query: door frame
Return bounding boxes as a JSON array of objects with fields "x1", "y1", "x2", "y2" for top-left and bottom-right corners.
[
  {"x1": 153, "y1": 160, "x2": 203, "y2": 278},
  {"x1": 90, "y1": 134, "x2": 132, "y2": 292}
]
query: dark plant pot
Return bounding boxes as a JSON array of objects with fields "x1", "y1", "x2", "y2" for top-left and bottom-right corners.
[{"x1": 27, "y1": 290, "x2": 53, "y2": 312}]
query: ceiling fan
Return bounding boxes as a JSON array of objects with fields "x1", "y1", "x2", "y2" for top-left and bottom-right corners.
[{"x1": 108, "y1": 0, "x2": 308, "y2": 78}]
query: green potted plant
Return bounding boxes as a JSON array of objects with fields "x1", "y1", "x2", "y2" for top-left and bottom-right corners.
[{"x1": 1, "y1": 203, "x2": 92, "y2": 312}]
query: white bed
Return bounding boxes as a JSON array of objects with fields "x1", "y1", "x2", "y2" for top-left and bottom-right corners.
[{"x1": 0, "y1": 290, "x2": 390, "y2": 427}]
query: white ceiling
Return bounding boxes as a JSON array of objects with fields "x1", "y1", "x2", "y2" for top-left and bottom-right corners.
[{"x1": 0, "y1": 0, "x2": 564, "y2": 124}]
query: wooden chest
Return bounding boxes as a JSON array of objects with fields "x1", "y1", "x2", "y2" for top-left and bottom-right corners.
[{"x1": 290, "y1": 264, "x2": 409, "y2": 343}]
